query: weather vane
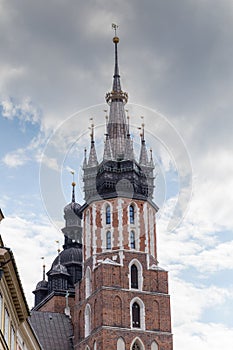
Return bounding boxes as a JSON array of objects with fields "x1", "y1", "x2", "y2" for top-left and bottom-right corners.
[
  {"x1": 70, "y1": 170, "x2": 75, "y2": 183},
  {"x1": 112, "y1": 23, "x2": 119, "y2": 36},
  {"x1": 89, "y1": 117, "x2": 94, "y2": 142}
]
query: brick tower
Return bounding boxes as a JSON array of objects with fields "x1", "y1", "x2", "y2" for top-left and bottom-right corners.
[{"x1": 73, "y1": 32, "x2": 173, "y2": 350}]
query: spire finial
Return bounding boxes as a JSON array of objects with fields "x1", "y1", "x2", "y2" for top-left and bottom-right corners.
[
  {"x1": 105, "y1": 24, "x2": 128, "y2": 104},
  {"x1": 55, "y1": 240, "x2": 60, "y2": 255},
  {"x1": 89, "y1": 117, "x2": 94, "y2": 143},
  {"x1": 140, "y1": 116, "x2": 145, "y2": 142},
  {"x1": 70, "y1": 171, "x2": 76, "y2": 203},
  {"x1": 112, "y1": 23, "x2": 119, "y2": 37},
  {"x1": 41, "y1": 257, "x2": 46, "y2": 281}
]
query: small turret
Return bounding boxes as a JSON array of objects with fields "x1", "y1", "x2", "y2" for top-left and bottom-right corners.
[{"x1": 33, "y1": 258, "x2": 48, "y2": 306}]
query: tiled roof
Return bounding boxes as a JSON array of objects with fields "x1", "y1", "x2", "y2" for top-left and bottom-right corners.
[{"x1": 29, "y1": 311, "x2": 74, "y2": 350}]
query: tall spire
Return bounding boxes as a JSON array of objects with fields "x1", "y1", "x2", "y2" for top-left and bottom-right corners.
[
  {"x1": 104, "y1": 25, "x2": 130, "y2": 161},
  {"x1": 112, "y1": 24, "x2": 121, "y2": 93}
]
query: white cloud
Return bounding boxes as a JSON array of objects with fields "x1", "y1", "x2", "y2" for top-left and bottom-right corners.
[
  {"x1": 174, "y1": 322, "x2": 233, "y2": 350},
  {"x1": 2, "y1": 148, "x2": 29, "y2": 167},
  {"x1": 0, "y1": 216, "x2": 62, "y2": 308},
  {"x1": 170, "y1": 277, "x2": 231, "y2": 326},
  {"x1": 1, "y1": 96, "x2": 41, "y2": 124}
]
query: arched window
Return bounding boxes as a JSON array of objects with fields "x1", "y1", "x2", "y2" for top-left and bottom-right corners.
[
  {"x1": 106, "y1": 231, "x2": 111, "y2": 249},
  {"x1": 85, "y1": 267, "x2": 91, "y2": 298},
  {"x1": 130, "y1": 231, "x2": 136, "y2": 249},
  {"x1": 106, "y1": 205, "x2": 111, "y2": 224},
  {"x1": 129, "y1": 260, "x2": 143, "y2": 290},
  {"x1": 93, "y1": 341, "x2": 97, "y2": 350},
  {"x1": 117, "y1": 337, "x2": 125, "y2": 350},
  {"x1": 131, "y1": 264, "x2": 138, "y2": 289},
  {"x1": 130, "y1": 298, "x2": 145, "y2": 330},
  {"x1": 132, "y1": 342, "x2": 141, "y2": 350},
  {"x1": 129, "y1": 205, "x2": 135, "y2": 224},
  {"x1": 132, "y1": 302, "x2": 140, "y2": 328},
  {"x1": 85, "y1": 304, "x2": 91, "y2": 337},
  {"x1": 151, "y1": 341, "x2": 158, "y2": 350}
]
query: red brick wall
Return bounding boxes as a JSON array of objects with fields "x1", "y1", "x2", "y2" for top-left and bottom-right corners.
[{"x1": 37, "y1": 295, "x2": 75, "y2": 318}]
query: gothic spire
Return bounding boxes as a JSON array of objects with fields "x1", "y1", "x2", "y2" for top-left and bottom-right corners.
[
  {"x1": 87, "y1": 119, "x2": 98, "y2": 167},
  {"x1": 83, "y1": 148, "x2": 87, "y2": 169},
  {"x1": 149, "y1": 148, "x2": 155, "y2": 168},
  {"x1": 104, "y1": 27, "x2": 129, "y2": 161},
  {"x1": 139, "y1": 117, "x2": 149, "y2": 166},
  {"x1": 103, "y1": 114, "x2": 113, "y2": 160},
  {"x1": 125, "y1": 113, "x2": 134, "y2": 160}
]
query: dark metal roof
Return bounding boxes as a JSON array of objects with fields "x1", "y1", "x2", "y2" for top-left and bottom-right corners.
[
  {"x1": 29, "y1": 311, "x2": 74, "y2": 350},
  {"x1": 52, "y1": 246, "x2": 82, "y2": 267}
]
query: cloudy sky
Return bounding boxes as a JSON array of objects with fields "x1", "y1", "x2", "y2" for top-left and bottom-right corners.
[{"x1": 0, "y1": 0, "x2": 233, "y2": 348}]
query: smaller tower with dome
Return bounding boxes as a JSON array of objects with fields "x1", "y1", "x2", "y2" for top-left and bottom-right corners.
[{"x1": 33, "y1": 181, "x2": 83, "y2": 313}]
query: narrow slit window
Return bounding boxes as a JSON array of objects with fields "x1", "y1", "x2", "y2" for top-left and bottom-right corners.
[
  {"x1": 132, "y1": 302, "x2": 140, "y2": 328},
  {"x1": 131, "y1": 264, "x2": 138, "y2": 289},
  {"x1": 129, "y1": 205, "x2": 135, "y2": 224},
  {"x1": 106, "y1": 205, "x2": 111, "y2": 224}
]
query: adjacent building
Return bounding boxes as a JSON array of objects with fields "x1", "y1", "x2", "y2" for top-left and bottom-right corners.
[{"x1": 0, "y1": 211, "x2": 41, "y2": 350}]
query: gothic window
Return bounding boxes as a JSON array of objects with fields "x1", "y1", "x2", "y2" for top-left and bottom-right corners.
[
  {"x1": 131, "y1": 264, "x2": 138, "y2": 289},
  {"x1": 85, "y1": 304, "x2": 91, "y2": 337},
  {"x1": 106, "y1": 231, "x2": 111, "y2": 249},
  {"x1": 132, "y1": 302, "x2": 140, "y2": 328},
  {"x1": 93, "y1": 341, "x2": 97, "y2": 350},
  {"x1": 130, "y1": 231, "x2": 136, "y2": 249},
  {"x1": 85, "y1": 267, "x2": 92, "y2": 298},
  {"x1": 117, "y1": 337, "x2": 125, "y2": 350},
  {"x1": 106, "y1": 205, "x2": 111, "y2": 224},
  {"x1": 129, "y1": 259, "x2": 143, "y2": 290},
  {"x1": 151, "y1": 341, "x2": 159, "y2": 350},
  {"x1": 129, "y1": 204, "x2": 135, "y2": 224},
  {"x1": 132, "y1": 342, "x2": 141, "y2": 350}
]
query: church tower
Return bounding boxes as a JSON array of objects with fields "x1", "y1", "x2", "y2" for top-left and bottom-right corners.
[{"x1": 73, "y1": 33, "x2": 173, "y2": 350}]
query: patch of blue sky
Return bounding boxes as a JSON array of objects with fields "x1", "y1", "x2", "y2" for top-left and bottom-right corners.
[
  {"x1": 215, "y1": 229, "x2": 233, "y2": 243},
  {"x1": 0, "y1": 162, "x2": 42, "y2": 216},
  {"x1": 178, "y1": 266, "x2": 233, "y2": 289},
  {"x1": 0, "y1": 113, "x2": 41, "y2": 155},
  {"x1": 164, "y1": 168, "x2": 179, "y2": 199},
  {"x1": 201, "y1": 298, "x2": 233, "y2": 328}
]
